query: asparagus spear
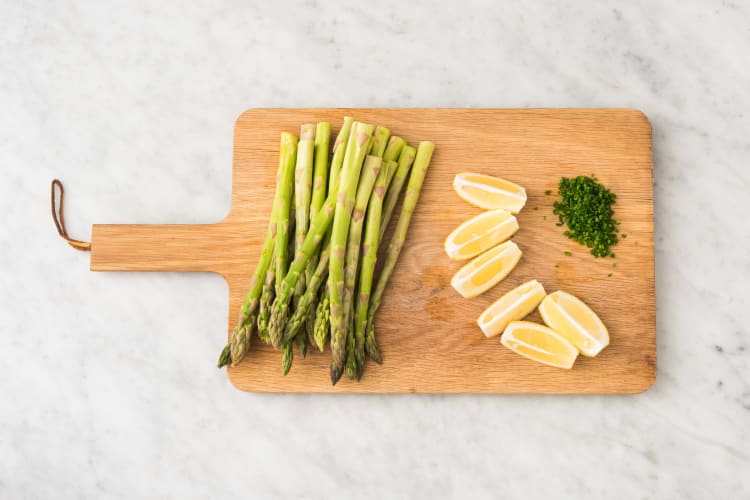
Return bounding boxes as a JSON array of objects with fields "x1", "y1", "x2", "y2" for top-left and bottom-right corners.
[
  {"x1": 340, "y1": 155, "x2": 382, "y2": 378},
  {"x1": 261, "y1": 132, "x2": 300, "y2": 350},
  {"x1": 341, "y1": 132, "x2": 394, "y2": 376},
  {"x1": 328, "y1": 122, "x2": 375, "y2": 384},
  {"x1": 352, "y1": 159, "x2": 397, "y2": 376},
  {"x1": 304, "y1": 118, "x2": 350, "y2": 346},
  {"x1": 291, "y1": 124, "x2": 315, "y2": 292},
  {"x1": 304, "y1": 122, "x2": 332, "y2": 345},
  {"x1": 313, "y1": 290, "x2": 330, "y2": 352},
  {"x1": 379, "y1": 145, "x2": 417, "y2": 241},
  {"x1": 280, "y1": 124, "x2": 315, "y2": 358},
  {"x1": 293, "y1": 124, "x2": 316, "y2": 281},
  {"x1": 224, "y1": 132, "x2": 297, "y2": 366},
  {"x1": 365, "y1": 141, "x2": 434, "y2": 363},
  {"x1": 269, "y1": 122, "x2": 374, "y2": 351}
]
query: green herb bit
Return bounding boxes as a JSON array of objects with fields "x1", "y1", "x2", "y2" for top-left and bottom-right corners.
[
  {"x1": 552, "y1": 175, "x2": 619, "y2": 258},
  {"x1": 564, "y1": 251, "x2": 572, "y2": 256}
]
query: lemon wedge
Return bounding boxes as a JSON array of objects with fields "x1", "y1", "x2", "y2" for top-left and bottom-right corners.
[
  {"x1": 444, "y1": 209, "x2": 519, "y2": 260},
  {"x1": 500, "y1": 321, "x2": 579, "y2": 369},
  {"x1": 477, "y1": 280, "x2": 546, "y2": 337},
  {"x1": 453, "y1": 172, "x2": 527, "y2": 213},
  {"x1": 450, "y1": 241, "x2": 522, "y2": 298},
  {"x1": 538, "y1": 291, "x2": 609, "y2": 357}
]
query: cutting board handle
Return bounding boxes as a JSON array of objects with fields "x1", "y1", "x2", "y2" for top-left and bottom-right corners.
[{"x1": 90, "y1": 223, "x2": 231, "y2": 276}]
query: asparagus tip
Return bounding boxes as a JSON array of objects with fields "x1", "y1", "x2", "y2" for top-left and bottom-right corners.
[
  {"x1": 217, "y1": 344, "x2": 231, "y2": 368},
  {"x1": 229, "y1": 325, "x2": 249, "y2": 366},
  {"x1": 330, "y1": 364, "x2": 344, "y2": 385},
  {"x1": 365, "y1": 335, "x2": 383, "y2": 365}
]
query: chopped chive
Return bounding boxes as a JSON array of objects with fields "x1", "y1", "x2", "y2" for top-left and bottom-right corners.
[{"x1": 552, "y1": 175, "x2": 619, "y2": 258}]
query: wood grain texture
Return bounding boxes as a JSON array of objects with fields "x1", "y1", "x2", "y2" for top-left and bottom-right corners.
[{"x1": 90, "y1": 108, "x2": 655, "y2": 394}]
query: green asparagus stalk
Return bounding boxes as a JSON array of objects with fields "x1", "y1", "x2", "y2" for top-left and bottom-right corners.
[
  {"x1": 268, "y1": 122, "x2": 373, "y2": 352},
  {"x1": 369, "y1": 126, "x2": 391, "y2": 159},
  {"x1": 304, "y1": 122, "x2": 332, "y2": 345},
  {"x1": 281, "y1": 244, "x2": 331, "y2": 344},
  {"x1": 310, "y1": 122, "x2": 331, "y2": 219},
  {"x1": 352, "y1": 159, "x2": 396, "y2": 377},
  {"x1": 262, "y1": 132, "x2": 300, "y2": 350},
  {"x1": 293, "y1": 124, "x2": 316, "y2": 266},
  {"x1": 379, "y1": 145, "x2": 417, "y2": 241},
  {"x1": 340, "y1": 155, "x2": 382, "y2": 378},
  {"x1": 365, "y1": 141, "x2": 434, "y2": 363},
  {"x1": 313, "y1": 290, "x2": 330, "y2": 352},
  {"x1": 225, "y1": 132, "x2": 297, "y2": 366},
  {"x1": 282, "y1": 124, "x2": 315, "y2": 356},
  {"x1": 328, "y1": 122, "x2": 375, "y2": 384}
]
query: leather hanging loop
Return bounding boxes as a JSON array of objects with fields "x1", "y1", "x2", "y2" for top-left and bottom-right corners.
[{"x1": 50, "y1": 179, "x2": 91, "y2": 251}]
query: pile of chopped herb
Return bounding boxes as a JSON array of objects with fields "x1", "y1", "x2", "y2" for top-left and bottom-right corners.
[{"x1": 552, "y1": 175, "x2": 619, "y2": 258}]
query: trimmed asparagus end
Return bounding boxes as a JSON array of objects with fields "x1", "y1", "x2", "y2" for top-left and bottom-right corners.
[
  {"x1": 370, "y1": 126, "x2": 391, "y2": 158},
  {"x1": 383, "y1": 136, "x2": 406, "y2": 162},
  {"x1": 300, "y1": 123, "x2": 316, "y2": 141}
]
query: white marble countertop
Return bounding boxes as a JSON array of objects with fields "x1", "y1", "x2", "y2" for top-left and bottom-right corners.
[{"x1": 2, "y1": 1, "x2": 748, "y2": 498}]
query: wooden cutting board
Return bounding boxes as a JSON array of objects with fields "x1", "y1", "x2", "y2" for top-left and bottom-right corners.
[{"x1": 90, "y1": 108, "x2": 655, "y2": 393}]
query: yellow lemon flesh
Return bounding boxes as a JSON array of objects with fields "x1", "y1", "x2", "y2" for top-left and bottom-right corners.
[
  {"x1": 500, "y1": 321, "x2": 579, "y2": 369},
  {"x1": 444, "y1": 209, "x2": 519, "y2": 260},
  {"x1": 450, "y1": 241, "x2": 522, "y2": 298},
  {"x1": 453, "y1": 172, "x2": 527, "y2": 213},
  {"x1": 538, "y1": 290, "x2": 609, "y2": 357},
  {"x1": 478, "y1": 280, "x2": 546, "y2": 337}
]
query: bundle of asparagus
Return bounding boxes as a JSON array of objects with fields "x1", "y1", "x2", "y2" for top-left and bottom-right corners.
[{"x1": 218, "y1": 117, "x2": 434, "y2": 385}]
